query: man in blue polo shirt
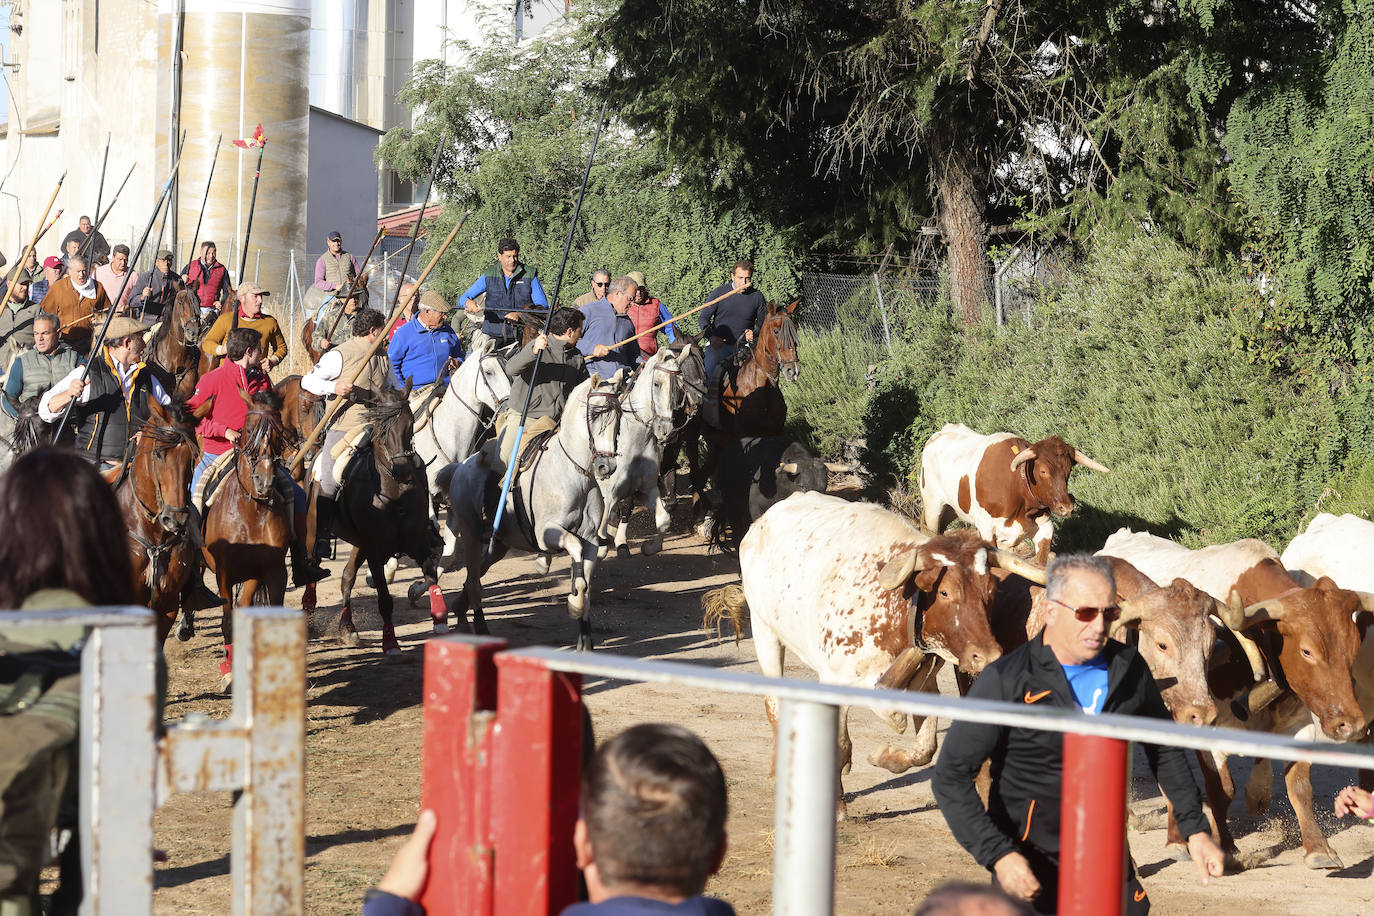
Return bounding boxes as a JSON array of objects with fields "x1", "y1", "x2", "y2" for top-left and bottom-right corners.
[
  {"x1": 577, "y1": 275, "x2": 639, "y2": 380},
  {"x1": 388, "y1": 290, "x2": 464, "y2": 389},
  {"x1": 460, "y1": 238, "x2": 548, "y2": 347}
]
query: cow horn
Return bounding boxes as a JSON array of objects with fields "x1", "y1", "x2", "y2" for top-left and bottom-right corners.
[
  {"x1": 878, "y1": 546, "x2": 928, "y2": 591},
  {"x1": 1009, "y1": 448, "x2": 1035, "y2": 472},
  {"x1": 875, "y1": 646, "x2": 927, "y2": 691},
  {"x1": 1213, "y1": 594, "x2": 1245, "y2": 631},
  {"x1": 1242, "y1": 595, "x2": 1289, "y2": 626},
  {"x1": 1073, "y1": 450, "x2": 1110, "y2": 473},
  {"x1": 778, "y1": 462, "x2": 799, "y2": 475},
  {"x1": 1108, "y1": 598, "x2": 1148, "y2": 637},
  {"x1": 824, "y1": 461, "x2": 855, "y2": 473},
  {"x1": 1353, "y1": 591, "x2": 1374, "y2": 614},
  {"x1": 990, "y1": 549, "x2": 1047, "y2": 584}
]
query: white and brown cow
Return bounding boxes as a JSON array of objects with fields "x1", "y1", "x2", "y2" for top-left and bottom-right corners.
[
  {"x1": 919, "y1": 423, "x2": 1109, "y2": 564},
  {"x1": 1100, "y1": 527, "x2": 1374, "y2": 868},
  {"x1": 701, "y1": 490, "x2": 1036, "y2": 814}
]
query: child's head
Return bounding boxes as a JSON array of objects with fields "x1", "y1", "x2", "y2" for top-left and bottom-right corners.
[{"x1": 577, "y1": 723, "x2": 728, "y2": 900}]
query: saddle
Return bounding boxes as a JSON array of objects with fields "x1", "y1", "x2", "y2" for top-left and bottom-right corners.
[
  {"x1": 192, "y1": 450, "x2": 238, "y2": 514},
  {"x1": 516, "y1": 426, "x2": 558, "y2": 474},
  {"x1": 323, "y1": 425, "x2": 374, "y2": 491},
  {"x1": 409, "y1": 383, "x2": 446, "y2": 435}
]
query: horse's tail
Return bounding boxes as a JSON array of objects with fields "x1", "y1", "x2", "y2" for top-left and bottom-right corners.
[
  {"x1": 701, "y1": 584, "x2": 749, "y2": 646},
  {"x1": 706, "y1": 508, "x2": 735, "y2": 555}
]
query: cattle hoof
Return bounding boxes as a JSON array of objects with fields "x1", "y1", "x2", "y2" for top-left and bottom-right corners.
[
  {"x1": 1304, "y1": 850, "x2": 1343, "y2": 870},
  {"x1": 1166, "y1": 842, "x2": 1190, "y2": 863},
  {"x1": 616, "y1": 544, "x2": 632, "y2": 560},
  {"x1": 175, "y1": 612, "x2": 195, "y2": 642},
  {"x1": 407, "y1": 581, "x2": 427, "y2": 607},
  {"x1": 868, "y1": 746, "x2": 917, "y2": 774}
]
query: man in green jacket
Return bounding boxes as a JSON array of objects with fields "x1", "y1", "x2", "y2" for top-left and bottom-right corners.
[{"x1": 493, "y1": 307, "x2": 587, "y2": 469}]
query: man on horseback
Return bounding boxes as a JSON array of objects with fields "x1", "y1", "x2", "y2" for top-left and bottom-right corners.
[
  {"x1": 625, "y1": 270, "x2": 677, "y2": 362},
  {"x1": 37, "y1": 314, "x2": 171, "y2": 468},
  {"x1": 577, "y1": 275, "x2": 639, "y2": 380},
  {"x1": 311, "y1": 290, "x2": 364, "y2": 354},
  {"x1": 183, "y1": 241, "x2": 234, "y2": 316},
  {"x1": 700, "y1": 259, "x2": 767, "y2": 380},
  {"x1": 300, "y1": 308, "x2": 392, "y2": 550},
  {"x1": 3, "y1": 312, "x2": 79, "y2": 419},
  {"x1": 460, "y1": 238, "x2": 548, "y2": 348},
  {"x1": 201, "y1": 283, "x2": 289, "y2": 372},
  {"x1": 139, "y1": 250, "x2": 185, "y2": 320},
  {"x1": 492, "y1": 306, "x2": 587, "y2": 469},
  {"x1": 314, "y1": 230, "x2": 369, "y2": 311},
  {"x1": 388, "y1": 290, "x2": 463, "y2": 389},
  {"x1": 574, "y1": 269, "x2": 611, "y2": 308},
  {"x1": 0, "y1": 274, "x2": 43, "y2": 369},
  {"x1": 41, "y1": 255, "x2": 112, "y2": 357},
  {"x1": 187, "y1": 327, "x2": 327, "y2": 586}
]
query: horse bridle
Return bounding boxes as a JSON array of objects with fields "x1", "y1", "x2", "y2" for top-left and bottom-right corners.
[
  {"x1": 369, "y1": 404, "x2": 422, "y2": 498},
  {"x1": 125, "y1": 421, "x2": 202, "y2": 589},
  {"x1": 234, "y1": 409, "x2": 287, "y2": 504},
  {"x1": 448, "y1": 352, "x2": 509, "y2": 421},
  {"x1": 757, "y1": 316, "x2": 800, "y2": 384},
  {"x1": 558, "y1": 388, "x2": 622, "y2": 479}
]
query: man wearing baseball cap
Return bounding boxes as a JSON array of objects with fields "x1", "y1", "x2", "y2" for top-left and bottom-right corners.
[
  {"x1": 29, "y1": 257, "x2": 62, "y2": 307},
  {"x1": 314, "y1": 230, "x2": 368, "y2": 310},
  {"x1": 139, "y1": 250, "x2": 185, "y2": 320},
  {"x1": 388, "y1": 289, "x2": 464, "y2": 389},
  {"x1": 0, "y1": 274, "x2": 43, "y2": 370},
  {"x1": 200, "y1": 282, "x2": 289, "y2": 372}
]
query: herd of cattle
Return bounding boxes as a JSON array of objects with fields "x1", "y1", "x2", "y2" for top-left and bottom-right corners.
[{"x1": 700, "y1": 423, "x2": 1374, "y2": 872}]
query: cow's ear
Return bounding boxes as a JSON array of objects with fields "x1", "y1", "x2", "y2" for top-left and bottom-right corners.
[{"x1": 914, "y1": 565, "x2": 942, "y2": 592}]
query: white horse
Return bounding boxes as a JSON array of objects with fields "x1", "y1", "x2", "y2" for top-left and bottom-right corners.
[
  {"x1": 412, "y1": 337, "x2": 511, "y2": 563},
  {"x1": 591, "y1": 350, "x2": 679, "y2": 558},
  {"x1": 437, "y1": 372, "x2": 626, "y2": 650}
]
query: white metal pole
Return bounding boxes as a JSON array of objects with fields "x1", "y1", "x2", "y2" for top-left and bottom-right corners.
[
  {"x1": 772, "y1": 698, "x2": 836, "y2": 916},
  {"x1": 80, "y1": 612, "x2": 158, "y2": 916}
]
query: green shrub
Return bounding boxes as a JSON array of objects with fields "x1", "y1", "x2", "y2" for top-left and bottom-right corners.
[{"x1": 782, "y1": 327, "x2": 882, "y2": 460}]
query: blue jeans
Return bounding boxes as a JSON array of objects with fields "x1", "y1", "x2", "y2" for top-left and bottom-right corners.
[
  {"x1": 704, "y1": 340, "x2": 736, "y2": 380},
  {"x1": 190, "y1": 450, "x2": 218, "y2": 495}
]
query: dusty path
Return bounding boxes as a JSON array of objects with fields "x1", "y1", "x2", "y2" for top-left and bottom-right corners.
[{"x1": 151, "y1": 515, "x2": 1374, "y2": 915}]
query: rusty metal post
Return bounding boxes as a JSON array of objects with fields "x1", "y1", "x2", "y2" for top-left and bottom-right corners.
[
  {"x1": 79, "y1": 609, "x2": 158, "y2": 916},
  {"x1": 491, "y1": 653, "x2": 584, "y2": 915},
  {"x1": 1059, "y1": 733, "x2": 1128, "y2": 916},
  {"x1": 420, "y1": 636, "x2": 507, "y2": 915},
  {"x1": 231, "y1": 607, "x2": 306, "y2": 914}
]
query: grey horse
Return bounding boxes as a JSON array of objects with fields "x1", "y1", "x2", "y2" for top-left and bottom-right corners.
[
  {"x1": 591, "y1": 349, "x2": 680, "y2": 559},
  {"x1": 438, "y1": 373, "x2": 625, "y2": 650}
]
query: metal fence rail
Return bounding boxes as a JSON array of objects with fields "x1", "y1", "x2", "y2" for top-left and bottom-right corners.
[
  {"x1": 1, "y1": 605, "x2": 305, "y2": 916},
  {"x1": 420, "y1": 634, "x2": 1374, "y2": 916}
]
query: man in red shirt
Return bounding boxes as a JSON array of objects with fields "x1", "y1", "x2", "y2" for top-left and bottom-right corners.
[{"x1": 187, "y1": 327, "x2": 326, "y2": 586}]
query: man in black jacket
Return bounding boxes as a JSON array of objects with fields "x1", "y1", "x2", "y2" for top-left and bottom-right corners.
[{"x1": 932, "y1": 553, "x2": 1224, "y2": 914}]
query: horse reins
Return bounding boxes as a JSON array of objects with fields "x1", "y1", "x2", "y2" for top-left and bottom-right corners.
[{"x1": 556, "y1": 388, "x2": 622, "y2": 480}]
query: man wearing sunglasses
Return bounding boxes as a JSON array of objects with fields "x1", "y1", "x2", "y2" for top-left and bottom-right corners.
[
  {"x1": 573, "y1": 269, "x2": 611, "y2": 308},
  {"x1": 933, "y1": 554, "x2": 1224, "y2": 914}
]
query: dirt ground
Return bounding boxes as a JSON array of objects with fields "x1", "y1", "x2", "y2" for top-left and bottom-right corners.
[{"x1": 148, "y1": 502, "x2": 1374, "y2": 915}]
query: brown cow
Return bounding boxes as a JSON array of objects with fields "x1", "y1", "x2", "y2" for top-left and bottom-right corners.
[
  {"x1": 919, "y1": 423, "x2": 1108, "y2": 565},
  {"x1": 1101, "y1": 528, "x2": 1374, "y2": 868},
  {"x1": 701, "y1": 491, "x2": 1033, "y2": 816}
]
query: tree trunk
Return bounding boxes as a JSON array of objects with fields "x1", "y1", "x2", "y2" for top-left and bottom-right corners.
[{"x1": 930, "y1": 125, "x2": 990, "y2": 325}]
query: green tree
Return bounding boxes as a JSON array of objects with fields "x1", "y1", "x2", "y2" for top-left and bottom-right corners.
[
  {"x1": 600, "y1": 0, "x2": 1319, "y2": 324},
  {"x1": 375, "y1": 5, "x2": 806, "y2": 313}
]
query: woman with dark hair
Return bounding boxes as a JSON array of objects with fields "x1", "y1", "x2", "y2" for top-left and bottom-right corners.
[
  {"x1": 0, "y1": 447, "x2": 137, "y2": 916},
  {"x1": 0, "y1": 447, "x2": 136, "y2": 608}
]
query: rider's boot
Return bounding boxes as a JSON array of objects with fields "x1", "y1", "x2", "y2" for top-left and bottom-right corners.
[
  {"x1": 281, "y1": 477, "x2": 328, "y2": 587},
  {"x1": 311, "y1": 495, "x2": 338, "y2": 561},
  {"x1": 181, "y1": 567, "x2": 224, "y2": 611}
]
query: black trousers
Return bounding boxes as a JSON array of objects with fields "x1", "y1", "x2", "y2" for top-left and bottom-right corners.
[{"x1": 993, "y1": 847, "x2": 1150, "y2": 915}]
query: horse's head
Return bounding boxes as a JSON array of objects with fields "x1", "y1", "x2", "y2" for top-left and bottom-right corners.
[
  {"x1": 369, "y1": 382, "x2": 420, "y2": 484},
  {"x1": 583, "y1": 372, "x2": 624, "y2": 480},
  {"x1": 238, "y1": 390, "x2": 286, "y2": 500},
  {"x1": 670, "y1": 333, "x2": 708, "y2": 414},
  {"x1": 636, "y1": 350, "x2": 680, "y2": 443},
  {"x1": 459, "y1": 337, "x2": 511, "y2": 414},
  {"x1": 174, "y1": 289, "x2": 206, "y2": 347},
  {"x1": 137, "y1": 399, "x2": 203, "y2": 532},
  {"x1": 4, "y1": 394, "x2": 53, "y2": 458},
  {"x1": 761, "y1": 301, "x2": 801, "y2": 382}
]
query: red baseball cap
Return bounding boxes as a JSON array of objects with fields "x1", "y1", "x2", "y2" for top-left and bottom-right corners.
[{"x1": 42, "y1": 256, "x2": 62, "y2": 269}]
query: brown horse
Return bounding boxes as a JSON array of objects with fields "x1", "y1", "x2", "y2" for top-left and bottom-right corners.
[
  {"x1": 114, "y1": 399, "x2": 210, "y2": 642},
  {"x1": 145, "y1": 288, "x2": 207, "y2": 401},
  {"x1": 273, "y1": 374, "x2": 325, "y2": 484},
  {"x1": 202, "y1": 390, "x2": 292, "y2": 691}
]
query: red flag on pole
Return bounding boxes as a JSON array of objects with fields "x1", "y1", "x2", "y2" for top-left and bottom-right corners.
[{"x1": 232, "y1": 124, "x2": 267, "y2": 149}]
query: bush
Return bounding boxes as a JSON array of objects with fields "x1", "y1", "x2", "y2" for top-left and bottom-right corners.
[{"x1": 782, "y1": 327, "x2": 882, "y2": 460}]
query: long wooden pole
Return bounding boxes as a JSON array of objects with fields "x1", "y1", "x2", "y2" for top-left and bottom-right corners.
[
  {"x1": 93, "y1": 133, "x2": 111, "y2": 227},
  {"x1": 322, "y1": 227, "x2": 386, "y2": 343},
  {"x1": 606, "y1": 287, "x2": 739, "y2": 351},
  {"x1": 288, "y1": 209, "x2": 471, "y2": 477},
  {"x1": 236, "y1": 143, "x2": 266, "y2": 285},
  {"x1": 487, "y1": 100, "x2": 609, "y2": 561},
  {"x1": 54, "y1": 150, "x2": 185, "y2": 441},
  {"x1": 79, "y1": 162, "x2": 137, "y2": 262},
  {"x1": 0, "y1": 172, "x2": 65, "y2": 313},
  {"x1": 186, "y1": 133, "x2": 223, "y2": 270}
]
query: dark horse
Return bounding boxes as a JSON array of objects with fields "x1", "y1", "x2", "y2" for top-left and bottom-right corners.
[
  {"x1": 202, "y1": 391, "x2": 292, "y2": 691},
  {"x1": 114, "y1": 399, "x2": 210, "y2": 643},
  {"x1": 145, "y1": 288, "x2": 207, "y2": 401},
  {"x1": 0, "y1": 393, "x2": 56, "y2": 474},
  {"x1": 312, "y1": 381, "x2": 445, "y2": 654},
  {"x1": 672, "y1": 302, "x2": 800, "y2": 519},
  {"x1": 273, "y1": 374, "x2": 325, "y2": 485}
]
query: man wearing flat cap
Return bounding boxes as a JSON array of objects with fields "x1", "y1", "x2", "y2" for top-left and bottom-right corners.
[
  {"x1": 39, "y1": 314, "x2": 171, "y2": 467},
  {"x1": 201, "y1": 282, "x2": 289, "y2": 372},
  {"x1": 388, "y1": 289, "x2": 464, "y2": 390},
  {"x1": 139, "y1": 250, "x2": 186, "y2": 320},
  {"x1": 314, "y1": 230, "x2": 369, "y2": 310}
]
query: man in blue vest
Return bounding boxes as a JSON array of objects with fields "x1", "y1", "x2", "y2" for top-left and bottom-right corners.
[{"x1": 460, "y1": 238, "x2": 549, "y2": 347}]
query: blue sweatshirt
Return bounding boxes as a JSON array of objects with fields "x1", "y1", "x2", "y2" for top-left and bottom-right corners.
[
  {"x1": 576, "y1": 299, "x2": 638, "y2": 379},
  {"x1": 388, "y1": 317, "x2": 464, "y2": 389}
]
